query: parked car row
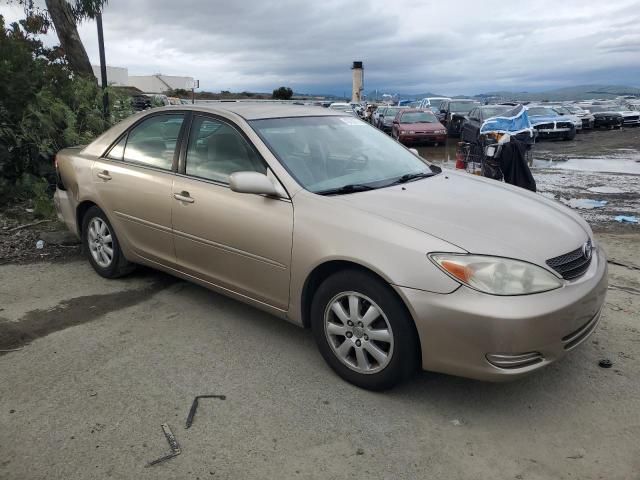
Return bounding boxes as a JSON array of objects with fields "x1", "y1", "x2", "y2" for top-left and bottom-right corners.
[{"x1": 317, "y1": 96, "x2": 639, "y2": 148}]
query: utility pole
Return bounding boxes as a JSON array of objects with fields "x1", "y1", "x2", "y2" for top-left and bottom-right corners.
[
  {"x1": 192, "y1": 79, "x2": 199, "y2": 104},
  {"x1": 96, "y1": 11, "x2": 109, "y2": 119}
]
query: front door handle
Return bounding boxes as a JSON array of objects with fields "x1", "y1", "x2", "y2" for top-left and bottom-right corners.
[
  {"x1": 173, "y1": 191, "x2": 194, "y2": 203},
  {"x1": 97, "y1": 170, "x2": 112, "y2": 181}
]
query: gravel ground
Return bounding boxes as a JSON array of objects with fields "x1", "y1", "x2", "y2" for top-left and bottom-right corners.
[{"x1": 0, "y1": 232, "x2": 638, "y2": 480}]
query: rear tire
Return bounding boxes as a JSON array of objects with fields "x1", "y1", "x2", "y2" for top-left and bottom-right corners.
[
  {"x1": 311, "y1": 269, "x2": 419, "y2": 390},
  {"x1": 82, "y1": 206, "x2": 135, "y2": 279}
]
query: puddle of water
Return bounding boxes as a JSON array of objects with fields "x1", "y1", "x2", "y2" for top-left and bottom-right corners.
[
  {"x1": 588, "y1": 186, "x2": 626, "y2": 194},
  {"x1": 560, "y1": 198, "x2": 608, "y2": 209},
  {"x1": 418, "y1": 140, "x2": 640, "y2": 175},
  {"x1": 533, "y1": 156, "x2": 640, "y2": 175}
]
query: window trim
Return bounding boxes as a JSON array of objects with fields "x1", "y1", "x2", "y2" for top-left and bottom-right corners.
[
  {"x1": 179, "y1": 112, "x2": 269, "y2": 186},
  {"x1": 100, "y1": 111, "x2": 191, "y2": 173}
]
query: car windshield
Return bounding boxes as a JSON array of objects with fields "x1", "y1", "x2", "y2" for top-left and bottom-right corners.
[
  {"x1": 553, "y1": 106, "x2": 571, "y2": 114},
  {"x1": 250, "y1": 116, "x2": 436, "y2": 194},
  {"x1": 567, "y1": 106, "x2": 584, "y2": 114},
  {"x1": 450, "y1": 102, "x2": 477, "y2": 112},
  {"x1": 429, "y1": 100, "x2": 445, "y2": 110},
  {"x1": 586, "y1": 106, "x2": 609, "y2": 112},
  {"x1": 399, "y1": 111, "x2": 438, "y2": 123},
  {"x1": 481, "y1": 106, "x2": 512, "y2": 119},
  {"x1": 527, "y1": 107, "x2": 557, "y2": 116}
]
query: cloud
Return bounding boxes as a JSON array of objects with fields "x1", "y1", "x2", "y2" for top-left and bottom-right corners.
[{"x1": 2, "y1": 0, "x2": 639, "y2": 95}]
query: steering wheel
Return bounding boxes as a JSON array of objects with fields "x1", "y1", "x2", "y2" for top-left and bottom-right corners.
[{"x1": 344, "y1": 151, "x2": 369, "y2": 172}]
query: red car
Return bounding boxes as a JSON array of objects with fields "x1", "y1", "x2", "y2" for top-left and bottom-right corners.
[{"x1": 391, "y1": 109, "x2": 447, "y2": 145}]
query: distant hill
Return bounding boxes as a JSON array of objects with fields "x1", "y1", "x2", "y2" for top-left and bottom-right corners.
[
  {"x1": 362, "y1": 85, "x2": 640, "y2": 102},
  {"x1": 474, "y1": 85, "x2": 640, "y2": 102}
]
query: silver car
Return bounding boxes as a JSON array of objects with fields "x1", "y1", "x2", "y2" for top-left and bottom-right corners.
[{"x1": 54, "y1": 104, "x2": 607, "y2": 390}]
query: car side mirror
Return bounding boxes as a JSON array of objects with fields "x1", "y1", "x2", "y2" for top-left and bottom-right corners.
[{"x1": 229, "y1": 172, "x2": 282, "y2": 197}]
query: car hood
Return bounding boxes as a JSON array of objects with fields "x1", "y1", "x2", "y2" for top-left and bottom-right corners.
[
  {"x1": 336, "y1": 172, "x2": 590, "y2": 267},
  {"x1": 398, "y1": 122, "x2": 444, "y2": 131}
]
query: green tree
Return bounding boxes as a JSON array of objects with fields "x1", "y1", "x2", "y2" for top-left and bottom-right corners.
[
  {"x1": 18, "y1": 0, "x2": 108, "y2": 77},
  {"x1": 0, "y1": 13, "x2": 131, "y2": 204},
  {"x1": 272, "y1": 86, "x2": 293, "y2": 100}
]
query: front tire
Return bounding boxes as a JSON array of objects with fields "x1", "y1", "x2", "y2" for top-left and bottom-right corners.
[
  {"x1": 82, "y1": 206, "x2": 135, "y2": 279},
  {"x1": 311, "y1": 269, "x2": 419, "y2": 390}
]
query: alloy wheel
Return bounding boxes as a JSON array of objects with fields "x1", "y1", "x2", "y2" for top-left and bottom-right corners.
[
  {"x1": 87, "y1": 217, "x2": 114, "y2": 268},
  {"x1": 324, "y1": 292, "x2": 394, "y2": 374}
]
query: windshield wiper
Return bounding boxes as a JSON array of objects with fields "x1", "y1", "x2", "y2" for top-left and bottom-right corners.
[
  {"x1": 388, "y1": 171, "x2": 438, "y2": 185},
  {"x1": 315, "y1": 184, "x2": 377, "y2": 196}
]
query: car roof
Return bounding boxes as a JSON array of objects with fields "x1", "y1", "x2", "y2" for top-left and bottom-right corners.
[{"x1": 154, "y1": 103, "x2": 346, "y2": 120}]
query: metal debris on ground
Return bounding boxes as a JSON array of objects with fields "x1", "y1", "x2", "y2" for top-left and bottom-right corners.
[
  {"x1": 608, "y1": 284, "x2": 640, "y2": 296},
  {"x1": 146, "y1": 423, "x2": 181, "y2": 467},
  {"x1": 0, "y1": 219, "x2": 51, "y2": 235},
  {"x1": 607, "y1": 260, "x2": 640, "y2": 271},
  {"x1": 598, "y1": 359, "x2": 613, "y2": 369},
  {"x1": 185, "y1": 394, "x2": 226, "y2": 429}
]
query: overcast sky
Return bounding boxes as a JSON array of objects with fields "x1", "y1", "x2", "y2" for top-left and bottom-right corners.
[{"x1": 2, "y1": 0, "x2": 640, "y2": 95}]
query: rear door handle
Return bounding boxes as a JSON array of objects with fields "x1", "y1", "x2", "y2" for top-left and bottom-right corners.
[
  {"x1": 173, "y1": 191, "x2": 194, "y2": 203},
  {"x1": 97, "y1": 170, "x2": 112, "y2": 181}
]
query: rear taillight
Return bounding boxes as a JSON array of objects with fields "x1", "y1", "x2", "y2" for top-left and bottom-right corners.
[{"x1": 54, "y1": 155, "x2": 66, "y2": 191}]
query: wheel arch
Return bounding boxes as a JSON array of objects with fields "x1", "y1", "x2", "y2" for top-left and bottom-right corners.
[
  {"x1": 300, "y1": 260, "x2": 416, "y2": 332},
  {"x1": 76, "y1": 200, "x2": 99, "y2": 236}
]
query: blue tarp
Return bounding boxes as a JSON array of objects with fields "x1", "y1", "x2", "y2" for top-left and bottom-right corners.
[{"x1": 480, "y1": 105, "x2": 534, "y2": 136}]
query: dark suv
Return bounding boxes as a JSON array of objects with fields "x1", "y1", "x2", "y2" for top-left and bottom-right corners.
[{"x1": 438, "y1": 99, "x2": 480, "y2": 136}]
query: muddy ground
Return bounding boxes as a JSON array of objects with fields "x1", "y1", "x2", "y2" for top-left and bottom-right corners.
[
  {"x1": 417, "y1": 126, "x2": 640, "y2": 231},
  {"x1": 0, "y1": 126, "x2": 639, "y2": 479}
]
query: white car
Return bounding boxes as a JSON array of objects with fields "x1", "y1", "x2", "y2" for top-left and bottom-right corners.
[
  {"x1": 329, "y1": 102, "x2": 358, "y2": 117},
  {"x1": 418, "y1": 97, "x2": 451, "y2": 113},
  {"x1": 551, "y1": 106, "x2": 583, "y2": 131}
]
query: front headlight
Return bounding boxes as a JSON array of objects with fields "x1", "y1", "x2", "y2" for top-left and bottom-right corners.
[
  {"x1": 428, "y1": 254, "x2": 563, "y2": 295},
  {"x1": 435, "y1": 129, "x2": 446, "y2": 134},
  {"x1": 400, "y1": 130, "x2": 406, "y2": 134},
  {"x1": 408, "y1": 130, "x2": 415, "y2": 134}
]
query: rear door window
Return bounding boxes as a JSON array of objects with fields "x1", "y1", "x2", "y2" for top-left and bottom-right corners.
[{"x1": 122, "y1": 114, "x2": 185, "y2": 170}]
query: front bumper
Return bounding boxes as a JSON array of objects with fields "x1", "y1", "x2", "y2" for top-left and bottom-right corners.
[
  {"x1": 594, "y1": 118, "x2": 623, "y2": 128},
  {"x1": 398, "y1": 133, "x2": 447, "y2": 144},
  {"x1": 396, "y1": 246, "x2": 608, "y2": 381},
  {"x1": 535, "y1": 127, "x2": 572, "y2": 138}
]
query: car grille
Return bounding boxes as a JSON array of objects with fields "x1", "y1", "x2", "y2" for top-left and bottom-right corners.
[
  {"x1": 546, "y1": 242, "x2": 592, "y2": 280},
  {"x1": 581, "y1": 119, "x2": 591, "y2": 128},
  {"x1": 556, "y1": 121, "x2": 573, "y2": 129},
  {"x1": 534, "y1": 123, "x2": 554, "y2": 130},
  {"x1": 624, "y1": 115, "x2": 639, "y2": 122}
]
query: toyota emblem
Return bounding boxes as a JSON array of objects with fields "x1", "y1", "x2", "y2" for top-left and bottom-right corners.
[{"x1": 582, "y1": 241, "x2": 593, "y2": 260}]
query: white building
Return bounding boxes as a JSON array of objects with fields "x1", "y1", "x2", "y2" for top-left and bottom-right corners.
[
  {"x1": 128, "y1": 74, "x2": 195, "y2": 93},
  {"x1": 92, "y1": 66, "x2": 194, "y2": 93},
  {"x1": 91, "y1": 65, "x2": 128, "y2": 86}
]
